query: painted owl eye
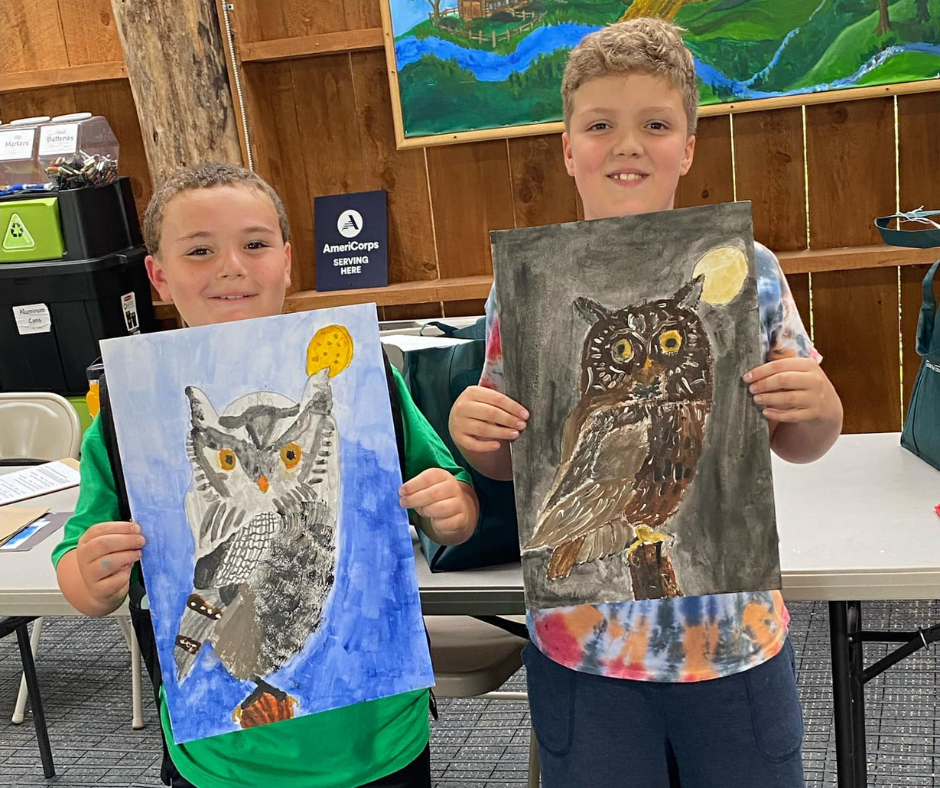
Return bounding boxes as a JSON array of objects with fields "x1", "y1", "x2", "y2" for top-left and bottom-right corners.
[
  {"x1": 612, "y1": 338, "x2": 634, "y2": 362},
  {"x1": 219, "y1": 450, "x2": 237, "y2": 471},
  {"x1": 281, "y1": 442, "x2": 302, "y2": 469},
  {"x1": 659, "y1": 330, "x2": 683, "y2": 355}
]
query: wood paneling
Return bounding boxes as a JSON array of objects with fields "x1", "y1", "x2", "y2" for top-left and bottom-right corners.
[
  {"x1": 1, "y1": 1, "x2": 69, "y2": 73},
  {"x1": 733, "y1": 107, "x2": 806, "y2": 252},
  {"x1": 58, "y1": 0, "x2": 124, "y2": 65},
  {"x1": 507, "y1": 134, "x2": 578, "y2": 228},
  {"x1": 806, "y1": 99, "x2": 895, "y2": 249},
  {"x1": 812, "y1": 267, "x2": 902, "y2": 433},
  {"x1": 427, "y1": 140, "x2": 515, "y2": 279},
  {"x1": 674, "y1": 115, "x2": 733, "y2": 209}
]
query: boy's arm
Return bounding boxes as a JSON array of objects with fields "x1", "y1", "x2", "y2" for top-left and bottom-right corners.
[
  {"x1": 745, "y1": 245, "x2": 843, "y2": 463},
  {"x1": 747, "y1": 358, "x2": 843, "y2": 464},
  {"x1": 391, "y1": 366, "x2": 479, "y2": 545},
  {"x1": 52, "y1": 417, "x2": 144, "y2": 616}
]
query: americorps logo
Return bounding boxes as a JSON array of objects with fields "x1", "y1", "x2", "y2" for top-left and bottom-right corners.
[{"x1": 337, "y1": 209, "x2": 363, "y2": 239}]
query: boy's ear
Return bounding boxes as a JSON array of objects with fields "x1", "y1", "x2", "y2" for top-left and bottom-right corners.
[
  {"x1": 145, "y1": 254, "x2": 174, "y2": 302},
  {"x1": 283, "y1": 241, "x2": 293, "y2": 289},
  {"x1": 562, "y1": 131, "x2": 575, "y2": 177},
  {"x1": 680, "y1": 134, "x2": 696, "y2": 177}
]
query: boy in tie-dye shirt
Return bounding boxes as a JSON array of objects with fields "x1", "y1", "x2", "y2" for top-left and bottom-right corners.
[{"x1": 448, "y1": 19, "x2": 843, "y2": 788}]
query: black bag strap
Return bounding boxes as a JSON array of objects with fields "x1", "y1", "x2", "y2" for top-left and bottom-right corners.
[
  {"x1": 97, "y1": 374, "x2": 132, "y2": 523},
  {"x1": 382, "y1": 347, "x2": 407, "y2": 482}
]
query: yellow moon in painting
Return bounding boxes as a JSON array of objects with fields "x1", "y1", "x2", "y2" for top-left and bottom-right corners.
[
  {"x1": 692, "y1": 246, "x2": 748, "y2": 305},
  {"x1": 306, "y1": 325, "x2": 354, "y2": 378}
]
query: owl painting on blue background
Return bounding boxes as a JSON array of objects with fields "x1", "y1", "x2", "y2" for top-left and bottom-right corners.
[{"x1": 101, "y1": 305, "x2": 434, "y2": 744}]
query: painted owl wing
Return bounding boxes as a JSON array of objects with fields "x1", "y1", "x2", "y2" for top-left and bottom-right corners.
[
  {"x1": 526, "y1": 405, "x2": 651, "y2": 580},
  {"x1": 193, "y1": 511, "x2": 281, "y2": 590}
]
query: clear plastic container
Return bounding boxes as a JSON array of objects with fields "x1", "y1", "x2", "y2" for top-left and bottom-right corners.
[
  {"x1": 0, "y1": 117, "x2": 50, "y2": 187},
  {"x1": 37, "y1": 114, "x2": 120, "y2": 190}
]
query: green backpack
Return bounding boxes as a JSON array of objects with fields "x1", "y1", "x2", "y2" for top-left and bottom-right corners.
[{"x1": 395, "y1": 319, "x2": 521, "y2": 571}]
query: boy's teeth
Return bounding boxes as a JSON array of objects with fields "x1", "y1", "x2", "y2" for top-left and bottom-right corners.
[{"x1": 613, "y1": 173, "x2": 643, "y2": 181}]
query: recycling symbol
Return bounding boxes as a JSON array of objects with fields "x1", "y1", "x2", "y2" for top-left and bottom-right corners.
[{"x1": 3, "y1": 213, "x2": 36, "y2": 252}]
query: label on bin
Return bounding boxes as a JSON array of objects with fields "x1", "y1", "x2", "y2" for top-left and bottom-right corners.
[
  {"x1": 3, "y1": 213, "x2": 36, "y2": 252},
  {"x1": 0, "y1": 130, "x2": 34, "y2": 161},
  {"x1": 121, "y1": 292, "x2": 140, "y2": 334},
  {"x1": 13, "y1": 303, "x2": 51, "y2": 335},
  {"x1": 38, "y1": 124, "x2": 78, "y2": 156}
]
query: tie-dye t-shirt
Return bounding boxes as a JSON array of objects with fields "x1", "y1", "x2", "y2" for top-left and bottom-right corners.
[{"x1": 481, "y1": 242, "x2": 818, "y2": 682}]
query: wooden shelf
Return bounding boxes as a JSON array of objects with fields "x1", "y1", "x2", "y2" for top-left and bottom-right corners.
[
  {"x1": 777, "y1": 244, "x2": 938, "y2": 275},
  {"x1": 153, "y1": 275, "x2": 493, "y2": 320},
  {"x1": 1, "y1": 62, "x2": 127, "y2": 94},
  {"x1": 239, "y1": 29, "x2": 384, "y2": 64},
  {"x1": 152, "y1": 246, "x2": 938, "y2": 321}
]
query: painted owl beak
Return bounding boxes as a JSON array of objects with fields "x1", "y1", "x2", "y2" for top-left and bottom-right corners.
[
  {"x1": 643, "y1": 358, "x2": 653, "y2": 372},
  {"x1": 257, "y1": 475, "x2": 269, "y2": 493}
]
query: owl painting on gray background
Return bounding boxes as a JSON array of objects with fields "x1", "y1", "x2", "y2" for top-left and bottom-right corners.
[{"x1": 492, "y1": 202, "x2": 781, "y2": 609}]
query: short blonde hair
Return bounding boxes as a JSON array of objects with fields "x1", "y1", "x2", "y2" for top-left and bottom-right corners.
[
  {"x1": 561, "y1": 18, "x2": 699, "y2": 136},
  {"x1": 143, "y1": 162, "x2": 290, "y2": 255}
]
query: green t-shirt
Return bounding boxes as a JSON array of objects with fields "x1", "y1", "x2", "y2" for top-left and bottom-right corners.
[{"x1": 52, "y1": 365, "x2": 471, "y2": 788}]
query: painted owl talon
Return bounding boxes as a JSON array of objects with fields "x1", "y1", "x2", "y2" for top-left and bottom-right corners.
[
  {"x1": 626, "y1": 526, "x2": 671, "y2": 557},
  {"x1": 235, "y1": 685, "x2": 298, "y2": 729}
]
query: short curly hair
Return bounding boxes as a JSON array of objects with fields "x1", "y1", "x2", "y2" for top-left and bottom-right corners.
[
  {"x1": 143, "y1": 162, "x2": 290, "y2": 255},
  {"x1": 561, "y1": 18, "x2": 699, "y2": 136}
]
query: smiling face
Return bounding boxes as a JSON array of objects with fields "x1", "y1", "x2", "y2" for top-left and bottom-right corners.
[
  {"x1": 562, "y1": 72, "x2": 695, "y2": 221},
  {"x1": 145, "y1": 184, "x2": 292, "y2": 327}
]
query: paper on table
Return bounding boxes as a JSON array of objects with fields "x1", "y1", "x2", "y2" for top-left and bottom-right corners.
[
  {"x1": 0, "y1": 506, "x2": 50, "y2": 544},
  {"x1": 0, "y1": 459, "x2": 80, "y2": 506}
]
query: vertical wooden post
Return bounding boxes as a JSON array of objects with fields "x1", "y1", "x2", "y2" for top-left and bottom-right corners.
[{"x1": 110, "y1": 0, "x2": 243, "y2": 186}]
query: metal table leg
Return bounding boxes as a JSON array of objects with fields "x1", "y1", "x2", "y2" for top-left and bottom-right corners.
[
  {"x1": 847, "y1": 601, "x2": 868, "y2": 787},
  {"x1": 829, "y1": 601, "x2": 858, "y2": 788},
  {"x1": 15, "y1": 623, "x2": 55, "y2": 779}
]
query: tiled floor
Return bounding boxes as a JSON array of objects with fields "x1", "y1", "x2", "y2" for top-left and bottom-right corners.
[{"x1": 1, "y1": 600, "x2": 939, "y2": 786}]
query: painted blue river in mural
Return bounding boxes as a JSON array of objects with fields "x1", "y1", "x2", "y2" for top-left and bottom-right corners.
[{"x1": 395, "y1": 24, "x2": 940, "y2": 99}]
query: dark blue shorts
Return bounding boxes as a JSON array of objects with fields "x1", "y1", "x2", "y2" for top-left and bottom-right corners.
[{"x1": 523, "y1": 638, "x2": 805, "y2": 788}]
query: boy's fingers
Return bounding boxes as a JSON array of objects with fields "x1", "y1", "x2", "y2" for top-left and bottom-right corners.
[
  {"x1": 761, "y1": 407, "x2": 807, "y2": 423},
  {"x1": 748, "y1": 371, "x2": 806, "y2": 394},
  {"x1": 88, "y1": 550, "x2": 143, "y2": 582},
  {"x1": 429, "y1": 513, "x2": 467, "y2": 533},
  {"x1": 456, "y1": 420, "x2": 520, "y2": 442},
  {"x1": 754, "y1": 391, "x2": 803, "y2": 410},
  {"x1": 463, "y1": 401, "x2": 528, "y2": 430},
  {"x1": 464, "y1": 387, "x2": 529, "y2": 420},
  {"x1": 400, "y1": 479, "x2": 456, "y2": 510},
  {"x1": 418, "y1": 498, "x2": 461, "y2": 520},
  {"x1": 94, "y1": 567, "x2": 132, "y2": 598},
  {"x1": 81, "y1": 533, "x2": 145, "y2": 562},
  {"x1": 83, "y1": 521, "x2": 141, "y2": 540},
  {"x1": 457, "y1": 435, "x2": 503, "y2": 453},
  {"x1": 399, "y1": 469, "x2": 447, "y2": 496}
]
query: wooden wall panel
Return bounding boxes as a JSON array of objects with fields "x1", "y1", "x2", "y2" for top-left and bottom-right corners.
[
  {"x1": 58, "y1": 0, "x2": 124, "y2": 65},
  {"x1": 507, "y1": 134, "x2": 578, "y2": 228},
  {"x1": 426, "y1": 140, "x2": 515, "y2": 279},
  {"x1": 806, "y1": 98, "x2": 899, "y2": 433},
  {"x1": 242, "y1": 61, "x2": 316, "y2": 290},
  {"x1": 806, "y1": 99, "x2": 895, "y2": 248},
  {"x1": 1, "y1": 1, "x2": 69, "y2": 73},
  {"x1": 674, "y1": 115, "x2": 733, "y2": 209},
  {"x1": 350, "y1": 50, "x2": 438, "y2": 285},
  {"x1": 733, "y1": 108, "x2": 806, "y2": 252},
  {"x1": 812, "y1": 268, "x2": 901, "y2": 433}
]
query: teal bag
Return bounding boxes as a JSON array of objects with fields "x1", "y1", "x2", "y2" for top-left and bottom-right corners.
[
  {"x1": 877, "y1": 209, "x2": 940, "y2": 470},
  {"x1": 901, "y1": 260, "x2": 940, "y2": 471},
  {"x1": 396, "y1": 319, "x2": 521, "y2": 571}
]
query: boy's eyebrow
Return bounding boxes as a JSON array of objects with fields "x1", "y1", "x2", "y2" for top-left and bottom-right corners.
[
  {"x1": 578, "y1": 104, "x2": 680, "y2": 116},
  {"x1": 174, "y1": 226, "x2": 277, "y2": 243}
]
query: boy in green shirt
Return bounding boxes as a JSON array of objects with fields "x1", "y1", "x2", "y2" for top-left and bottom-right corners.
[{"x1": 53, "y1": 162, "x2": 479, "y2": 788}]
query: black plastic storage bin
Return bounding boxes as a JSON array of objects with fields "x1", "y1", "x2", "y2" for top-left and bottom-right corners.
[
  {"x1": 0, "y1": 177, "x2": 154, "y2": 396},
  {"x1": 0, "y1": 250, "x2": 156, "y2": 395}
]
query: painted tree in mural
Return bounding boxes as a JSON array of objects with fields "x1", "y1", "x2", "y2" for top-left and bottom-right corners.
[{"x1": 876, "y1": 0, "x2": 892, "y2": 33}]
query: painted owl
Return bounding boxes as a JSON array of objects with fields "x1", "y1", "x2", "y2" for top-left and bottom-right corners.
[
  {"x1": 524, "y1": 277, "x2": 714, "y2": 600},
  {"x1": 173, "y1": 370, "x2": 339, "y2": 726}
]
